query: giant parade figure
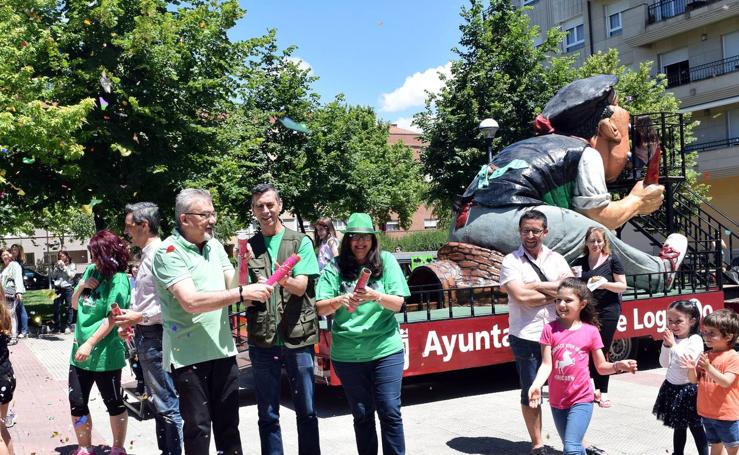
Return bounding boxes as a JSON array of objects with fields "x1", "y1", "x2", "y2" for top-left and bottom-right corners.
[{"x1": 450, "y1": 75, "x2": 687, "y2": 291}]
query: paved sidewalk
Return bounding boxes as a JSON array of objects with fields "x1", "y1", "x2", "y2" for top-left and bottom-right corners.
[
  {"x1": 9, "y1": 333, "x2": 704, "y2": 454},
  {"x1": 8, "y1": 333, "x2": 104, "y2": 455}
]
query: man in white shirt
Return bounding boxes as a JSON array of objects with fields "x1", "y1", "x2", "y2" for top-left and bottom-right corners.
[
  {"x1": 500, "y1": 210, "x2": 573, "y2": 455},
  {"x1": 115, "y1": 202, "x2": 183, "y2": 455}
]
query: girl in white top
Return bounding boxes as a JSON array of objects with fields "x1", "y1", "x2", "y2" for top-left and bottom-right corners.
[{"x1": 653, "y1": 299, "x2": 708, "y2": 455}]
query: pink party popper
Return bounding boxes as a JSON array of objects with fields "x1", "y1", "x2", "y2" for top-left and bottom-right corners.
[
  {"x1": 348, "y1": 268, "x2": 372, "y2": 313},
  {"x1": 237, "y1": 231, "x2": 249, "y2": 286},
  {"x1": 266, "y1": 254, "x2": 301, "y2": 285},
  {"x1": 111, "y1": 303, "x2": 134, "y2": 351}
]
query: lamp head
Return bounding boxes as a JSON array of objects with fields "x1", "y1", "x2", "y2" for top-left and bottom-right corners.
[{"x1": 479, "y1": 118, "x2": 499, "y2": 139}]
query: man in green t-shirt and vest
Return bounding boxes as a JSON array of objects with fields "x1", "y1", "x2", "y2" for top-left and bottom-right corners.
[
  {"x1": 151, "y1": 188, "x2": 273, "y2": 455},
  {"x1": 246, "y1": 183, "x2": 321, "y2": 455}
]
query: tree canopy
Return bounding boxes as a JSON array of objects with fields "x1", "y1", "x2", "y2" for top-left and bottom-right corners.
[
  {"x1": 416, "y1": 0, "x2": 700, "y2": 211},
  {"x1": 415, "y1": 0, "x2": 575, "y2": 210},
  {"x1": 0, "y1": 0, "x2": 425, "y2": 237}
]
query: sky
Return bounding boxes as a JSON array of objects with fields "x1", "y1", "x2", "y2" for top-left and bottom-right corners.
[{"x1": 233, "y1": 1, "x2": 468, "y2": 132}]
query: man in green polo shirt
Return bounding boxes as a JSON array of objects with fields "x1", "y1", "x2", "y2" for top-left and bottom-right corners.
[
  {"x1": 151, "y1": 188, "x2": 272, "y2": 455},
  {"x1": 246, "y1": 183, "x2": 321, "y2": 455}
]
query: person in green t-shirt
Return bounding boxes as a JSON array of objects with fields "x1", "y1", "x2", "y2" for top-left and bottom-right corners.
[
  {"x1": 316, "y1": 212, "x2": 410, "y2": 455},
  {"x1": 246, "y1": 183, "x2": 321, "y2": 455},
  {"x1": 68, "y1": 230, "x2": 131, "y2": 455},
  {"x1": 152, "y1": 188, "x2": 272, "y2": 455}
]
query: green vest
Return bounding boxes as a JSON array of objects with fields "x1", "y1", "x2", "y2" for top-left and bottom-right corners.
[{"x1": 246, "y1": 228, "x2": 318, "y2": 348}]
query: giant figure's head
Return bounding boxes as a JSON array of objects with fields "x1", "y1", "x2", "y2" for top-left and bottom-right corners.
[{"x1": 534, "y1": 75, "x2": 630, "y2": 182}]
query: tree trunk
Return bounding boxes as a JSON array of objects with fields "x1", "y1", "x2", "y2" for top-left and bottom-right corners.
[{"x1": 296, "y1": 212, "x2": 306, "y2": 234}]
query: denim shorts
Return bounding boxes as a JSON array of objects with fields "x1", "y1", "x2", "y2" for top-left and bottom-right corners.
[
  {"x1": 703, "y1": 417, "x2": 739, "y2": 447},
  {"x1": 509, "y1": 335, "x2": 542, "y2": 405}
]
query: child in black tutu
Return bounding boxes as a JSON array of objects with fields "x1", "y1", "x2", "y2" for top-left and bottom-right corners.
[{"x1": 653, "y1": 299, "x2": 708, "y2": 455}]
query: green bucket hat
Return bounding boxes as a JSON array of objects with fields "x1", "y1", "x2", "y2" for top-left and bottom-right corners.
[{"x1": 344, "y1": 213, "x2": 379, "y2": 234}]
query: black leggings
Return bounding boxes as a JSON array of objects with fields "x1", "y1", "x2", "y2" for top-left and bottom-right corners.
[
  {"x1": 68, "y1": 365, "x2": 126, "y2": 417},
  {"x1": 674, "y1": 424, "x2": 708, "y2": 455},
  {"x1": 590, "y1": 304, "x2": 621, "y2": 393}
]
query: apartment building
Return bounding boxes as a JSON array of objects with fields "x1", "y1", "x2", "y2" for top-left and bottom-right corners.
[{"x1": 520, "y1": 0, "x2": 739, "y2": 221}]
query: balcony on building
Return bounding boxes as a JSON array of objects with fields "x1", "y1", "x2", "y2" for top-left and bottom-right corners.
[
  {"x1": 624, "y1": 0, "x2": 739, "y2": 47},
  {"x1": 665, "y1": 55, "x2": 739, "y2": 88}
]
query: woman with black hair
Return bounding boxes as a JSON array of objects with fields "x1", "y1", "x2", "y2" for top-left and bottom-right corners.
[{"x1": 316, "y1": 213, "x2": 410, "y2": 455}]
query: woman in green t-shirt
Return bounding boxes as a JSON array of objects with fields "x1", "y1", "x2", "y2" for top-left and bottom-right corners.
[
  {"x1": 316, "y1": 213, "x2": 410, "y2": 455},
  {"x1": 69, "y1": 230, "x2": 131, "y2": 455}
]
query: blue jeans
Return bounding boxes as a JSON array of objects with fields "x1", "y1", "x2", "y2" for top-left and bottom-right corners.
[
  {"x1": 135, "y1": 325, "x2": 183, "y2": 455},
  {"x1": 332, "y1": 350, "x2": 405, "y2": 455},
  {"x1": 509, "y1": 335, "x2": 542, "y2": 405},
  {"x1": 15, "y1": 297, "x2": 28, "y2": 335},
  {"x1": 551, "y1": 403, "x2": 594, "y2": 455},
  {"x1": 249, "y1": 345, "x2": 320, "y2": 455}
]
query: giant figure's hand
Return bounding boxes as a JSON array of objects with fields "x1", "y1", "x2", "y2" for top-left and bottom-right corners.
[{"x1": 629, "y1": 180, "x2": 665, "y2": 215}]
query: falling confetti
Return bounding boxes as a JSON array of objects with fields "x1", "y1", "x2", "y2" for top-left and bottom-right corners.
[
  {"x1": 99, "y1": 96, "x2": 108, "y2": 111},
  {"x1": 279, "y1": 117, "x2": 311, "y2": 134},
  {"x1": 1, "y1": 148, "x2": 7, "y2": 154},
  {"x1": 171, "y1": 324, "x2": 177, "y2": 332},
  {"x1": 100, "y1": 73, "x2": 112, "y2": 93},
  {"x1": 83, "y1": 18, "x2": 91, "y2": 26},
  {"x1": 22, "y1": 157, "x2": 35, "y2": 164}
]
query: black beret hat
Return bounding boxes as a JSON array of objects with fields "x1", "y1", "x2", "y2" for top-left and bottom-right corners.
[{"x1": 539, "y1": 75, "x2": 618, "y2": 134}]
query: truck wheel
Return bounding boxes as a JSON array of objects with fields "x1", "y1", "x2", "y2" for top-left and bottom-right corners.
[{"x1": 608, "y1": 338, "x2": 639, "y2": 362}]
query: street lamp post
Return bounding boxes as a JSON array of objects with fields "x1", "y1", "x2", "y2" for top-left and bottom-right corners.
[{"x1": 479, "y1": 118, "x2": 499, "y2": 163}]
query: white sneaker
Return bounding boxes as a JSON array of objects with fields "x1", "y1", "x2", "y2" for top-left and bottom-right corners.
[
  {"x1": 16, "y1": 333, "x2": 24, "y2": 339},
  {"x1": 660, "y1": 233, "x2": 688, "y2": 289},
  {"x1": 64, "y1": 327, "x2": 71, "y2": 334}
]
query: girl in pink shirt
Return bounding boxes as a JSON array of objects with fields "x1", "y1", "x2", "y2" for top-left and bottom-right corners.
[{"x1": 528, "y1": 278, "x2": 638, "y2": 455}]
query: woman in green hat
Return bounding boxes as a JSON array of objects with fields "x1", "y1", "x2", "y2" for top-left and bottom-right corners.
[{"x1": 316, "y1": 212, "x2": 410, "y2": 455}]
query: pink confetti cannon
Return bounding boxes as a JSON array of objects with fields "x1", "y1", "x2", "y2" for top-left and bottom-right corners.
[
  {"x1": 110, "y1": 303, "x2": 134, "y2": 350},
  {"x1": 237, "y1": 231, "x2": 249, "y2": 286},
  {"x1": 266, "y1": 253, "x2": 301, "y2": 286},
  {"x1": 348, "y1": 268, "x2": 372, "y2": 313}
]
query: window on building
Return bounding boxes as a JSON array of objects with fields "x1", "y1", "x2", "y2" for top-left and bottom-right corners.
[
  {"x1": 728, "y1": 108, "x2": 739, "y2": 142},
  {"x1": 334, "y1": 220, "x2": 346, "y2": 231},
  {"x1": 302, "y1": 221, "x2": 314, "y2": 233},
  {"x1": 522, "y1": 0, "x2": 538, "y2": 5},
  {"x1": 660, "y1": 48, "x2": 690, "y2": 88},
  {"x1": 664, "y1": 60, "x2": 690, "y2": 87},
  {"x1": 385, "y1": 221, "x2": 400, "y2": 232},
  {"x1": 564, "y1": 23, "x2": 585, "y2": 52},
  {"x1": 424, "y1": 219, "x2": 439, "y2": 230},
  {"x1": 608, "y1": 12, "x2": 623, "y2": 36}
]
